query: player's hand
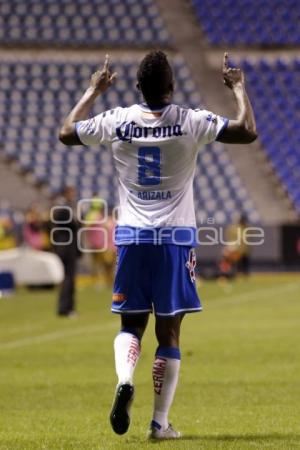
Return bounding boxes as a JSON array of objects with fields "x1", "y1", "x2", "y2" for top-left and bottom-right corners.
[
  {"x1": 90, "y1": 54, "x2": 117, "y2": 94},
  {"x1": 222, "y1": 52, "x2": 244, "y2": 89}
]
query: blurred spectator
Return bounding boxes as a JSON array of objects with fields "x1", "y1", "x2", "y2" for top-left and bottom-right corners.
[
  {"x1": 0, "y1": 199, "x2": 17, "y2": 250},
  {"x1": 23, "y1": 203, "x2": 50, "y2": 251},
  {"x1": 51, "y1": 186, "x2": 80, "y2": 317},
  {"x1": 219, "y1": 215, "x2": 250, "y2": 278},
  {"x1": 84, "y1": 197, "x2": 116, "y2": 287}
]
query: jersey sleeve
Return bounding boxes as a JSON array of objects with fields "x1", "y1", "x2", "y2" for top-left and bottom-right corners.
[
  {"x1": 188, "y1": 109, "x2": 229, "y2": 146},
  {"x1": 75, "y1": 108, "x2": 119, "y2": 146}
]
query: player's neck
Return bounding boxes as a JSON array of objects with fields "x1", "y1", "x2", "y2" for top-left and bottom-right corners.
[
  {"x1": 143, "y1": 96, "x2": 171, "y2": 110},
  {"x1": 143, "y1": 101, "x2": 170, "y2": 110}
]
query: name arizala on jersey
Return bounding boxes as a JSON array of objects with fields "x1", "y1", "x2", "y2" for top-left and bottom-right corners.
[
  {"x1": 116, "y1": 121, "x2": 183, "y2": 143},
  {"x1": 135, "y1": 190, "x2": 172, "y2": 200}
]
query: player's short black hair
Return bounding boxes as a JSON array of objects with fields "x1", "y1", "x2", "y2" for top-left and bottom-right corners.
[{"x1": 137, "y1": 50, "x2": 173, "y2": 104}]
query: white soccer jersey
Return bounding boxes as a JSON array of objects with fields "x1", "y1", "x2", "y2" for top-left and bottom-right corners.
[{"x1": 76, "y1": 103, "x2": 228, "y2": 244}]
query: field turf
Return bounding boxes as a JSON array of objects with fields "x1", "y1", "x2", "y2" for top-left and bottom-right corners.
[{"x1": 0, "y1": 274, "x2": 299, "y2": 450}]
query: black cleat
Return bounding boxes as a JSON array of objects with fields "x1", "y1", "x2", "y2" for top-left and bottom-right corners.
[{"x1": 110, "y1": 383, "x2": 134, "y2": 435}]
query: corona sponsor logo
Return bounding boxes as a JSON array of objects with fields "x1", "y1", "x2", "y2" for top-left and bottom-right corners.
[{"x1": 116, "y1": 121, "x2": 183, "y2": 143}]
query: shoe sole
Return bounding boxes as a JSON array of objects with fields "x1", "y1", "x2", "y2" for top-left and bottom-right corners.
[
  {"x1": 110, "y1": 384, "x2": 134, "y2": 435},
  {"x1": 148, "y1": 432, "x2": 182, "y2": 440}
]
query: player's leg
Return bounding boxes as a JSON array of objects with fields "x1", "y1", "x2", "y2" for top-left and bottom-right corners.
[
  {"x1": 114, "y1": 313, "x2": 149, "y2": 386},
  {"x1": 110, "y1": 313, "x2": 149, "y2": 435},
  {"x1": 57, "y1": 251, "x2": 76, "y2": 316},
  {"x1": 110, "y1": 245, "x2": 152, "y2": 434},
  {"x1": 148, "y1": 314, "x2": 184, "y2": 439},
  {"x1": 111, "y1": 245, "x2": 151, "y2": 388},
  {"x1": 148, "y1": 245, "x2": 201, "y2": 439}
]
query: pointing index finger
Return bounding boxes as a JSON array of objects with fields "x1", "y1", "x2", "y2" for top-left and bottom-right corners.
[
  {"x1": 104, "y1": 54, "x2": 109, "y2": 72},
  {"x1": 223, "y1": 52, "x2": 228, "y2": 71}
]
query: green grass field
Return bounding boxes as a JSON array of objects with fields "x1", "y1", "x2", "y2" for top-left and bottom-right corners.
[{"x1": 0, "y1": 274, "x2": 300, "y2": 450}]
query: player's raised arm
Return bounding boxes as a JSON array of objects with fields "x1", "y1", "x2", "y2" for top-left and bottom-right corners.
[
  {"x1": 216, "y1": 52, "x2": 257, "y2": 144},
  {"x1": 59, "y1": 55, "x2": 117, "y2": 146}
]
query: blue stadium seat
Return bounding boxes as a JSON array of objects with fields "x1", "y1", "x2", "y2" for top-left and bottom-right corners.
[
  {"x1": 0, "y1": 0, "x2": 170, "y2": 46},
  {"x1": 192, "y1": 0, "x2": 300, "y2": 46},
  {"x1": 238, "y1": 58, "x2": 300, "y2": 214}
]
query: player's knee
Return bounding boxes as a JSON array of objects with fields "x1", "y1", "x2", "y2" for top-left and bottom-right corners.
[
  {"x1": 121, "y1": 313, "x2": 149, "y2": 340},
  {"x1": 120, "y1": 326, "x2": 145, "y2": 341},
  {"x1": 155, "y1": 326, "x2": 179, "y2": 347},
  {"x1": 155, "y1": 314, "x2": 183, "y2": 347}
]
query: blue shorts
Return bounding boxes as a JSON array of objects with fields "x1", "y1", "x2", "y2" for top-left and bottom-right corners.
[{"x1": 112, "y1": 244, "x2": 202, "y2": 316}]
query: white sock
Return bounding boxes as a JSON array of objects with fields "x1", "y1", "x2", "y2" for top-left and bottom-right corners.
[
  {"x1": 152, "y1": 347, "x2": 181, "y2": 430},
  {"x1": 114, "y1": 331, "x2": 141, "y2": 385}
]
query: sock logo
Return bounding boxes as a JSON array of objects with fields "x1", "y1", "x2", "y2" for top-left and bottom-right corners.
[
  {"x1": 153, "y1": 357, "x2": 167, "y2": 395},
  {"x1": 127, "y1": 338, "x2": 140, "y2": 366}
]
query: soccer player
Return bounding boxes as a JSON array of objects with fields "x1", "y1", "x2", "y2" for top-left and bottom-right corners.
[{"x1": 59, "y1": 51, "x2": 257, "y2": 439}]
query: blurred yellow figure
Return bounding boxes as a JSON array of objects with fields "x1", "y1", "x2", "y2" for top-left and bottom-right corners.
[
  {"x1": 84, "y1": 197, "x2": 116, "y2": 287},
  {"x1": 0, "y1": 216, "x2": 16, "y2": 250}
]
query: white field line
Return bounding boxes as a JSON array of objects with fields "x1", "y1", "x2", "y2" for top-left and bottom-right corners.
[
  {"x1": 204, "y1": 281, "x2": 300, "y2": 309},
  {"x1": 0, "y1": 282, "x2": 299, "y2": 351},
  {"x1": 0, "y1": 321, "x2": 117, "y2": 351}
]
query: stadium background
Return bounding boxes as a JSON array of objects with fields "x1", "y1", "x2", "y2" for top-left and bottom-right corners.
[{"x1": 0, "y1": 1, "x2": 299, "y2": 449}]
